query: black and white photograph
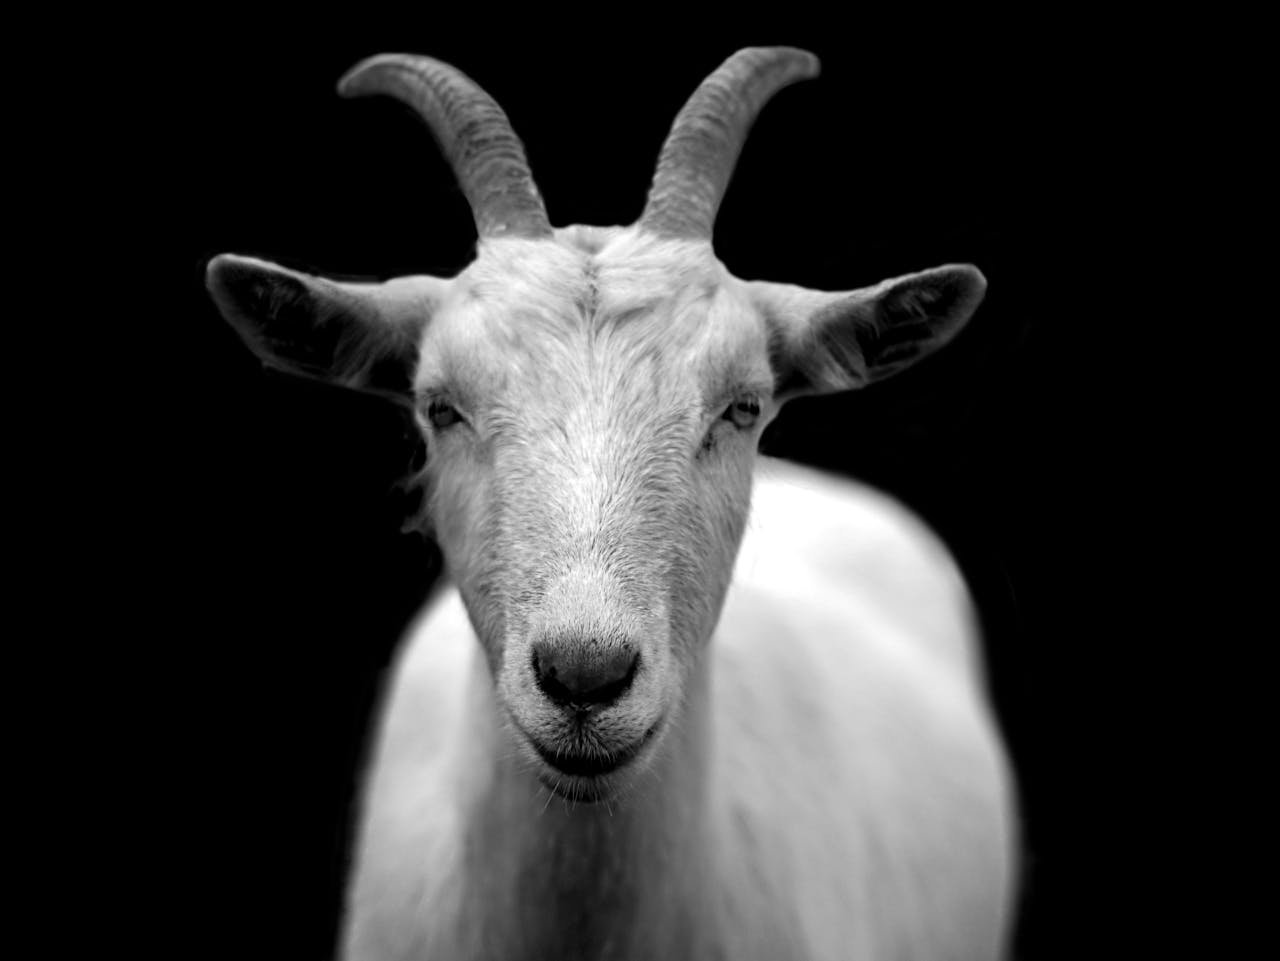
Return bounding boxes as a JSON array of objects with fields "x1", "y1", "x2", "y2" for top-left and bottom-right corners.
[{"x1": 87, "y1": 11, "x2": 1200, "y2": 960}]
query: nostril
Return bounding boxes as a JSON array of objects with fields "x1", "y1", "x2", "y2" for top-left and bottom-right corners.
[{"x1": 532, "y1": 643, "x2": 640, "y2": 708}]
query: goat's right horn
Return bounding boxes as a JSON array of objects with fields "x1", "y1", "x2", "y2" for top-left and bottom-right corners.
[
  {"x1": 339, "y1": 54, "x2": 553, "y2": 240},
  {"x1": 639, "y1": 47, "x2": 820, "y2": 240}
]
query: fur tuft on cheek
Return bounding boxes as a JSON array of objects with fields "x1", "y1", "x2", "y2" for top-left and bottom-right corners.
[
  {"x1": 654, "y1": 445, "x2": 755, "y2": 659},
  {"x1": 414, "y1": 446, "x2": 508, "y2": 651},
  {"x1": 397, "y1": 446, "x2": 434, "y2": 538}
]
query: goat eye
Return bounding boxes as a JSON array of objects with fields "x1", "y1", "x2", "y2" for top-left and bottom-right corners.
[
  {"x1": 723, "y1": 395, "x2": 761, "y2": 429},
  {"x1": 426, "y1": 400, "x2": 462, "y2": 430}
]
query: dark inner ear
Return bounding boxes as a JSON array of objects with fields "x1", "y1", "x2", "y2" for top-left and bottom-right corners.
[
  {"x1": 773, "y1": 265, "x2": 985, "y2": 396},
  {"x1": 852, "y1": 271, "x2": 975, "y2": 378},
  {"x1": 209, "y1": 257, "x2": 418, "y2": 398}
]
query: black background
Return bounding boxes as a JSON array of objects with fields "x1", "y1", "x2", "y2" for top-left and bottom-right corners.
[{"x1": 113, "y1": 11, "x2": 1170, "y2": 961}]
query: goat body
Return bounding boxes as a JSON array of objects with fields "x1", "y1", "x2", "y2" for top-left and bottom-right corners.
[{"x1": 341, "y1": 458, "x2": 1015, "y2": 960}]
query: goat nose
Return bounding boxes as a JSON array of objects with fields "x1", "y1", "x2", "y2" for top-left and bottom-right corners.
[{"x1": 532, "y1": 642, "x2": 639, "y2": 707}]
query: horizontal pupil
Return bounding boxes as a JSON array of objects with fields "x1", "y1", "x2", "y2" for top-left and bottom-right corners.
[
  {"x1": 428, "y1": 403, "x2": 458, "y2": 427},
  {"x1": 723, "y1": 396, "x2": 760, "y2": 429}
]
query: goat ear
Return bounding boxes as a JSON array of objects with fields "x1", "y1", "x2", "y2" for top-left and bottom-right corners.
[
  {"x1": 206, "y1": 254, "x2": 445, "y2": 402},
  {"x1": 752, "y1": 264, "x2": 986, "y2": 398}
]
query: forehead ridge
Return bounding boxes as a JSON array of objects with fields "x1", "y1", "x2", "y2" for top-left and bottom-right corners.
[
  {"x1": 466, "y1": 230, "x2": 725, "y2": 328},
  {"x1": 422, "y1": 231, "x2": 760, "y2": 394}
]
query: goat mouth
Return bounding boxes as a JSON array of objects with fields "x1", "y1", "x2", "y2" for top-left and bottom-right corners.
[
  {"x1": 523, "y1": 720, "x2": 663, "y2": 801},
  {"x1": 533, "y1": 731, "x2": 652, "y2": 778}
]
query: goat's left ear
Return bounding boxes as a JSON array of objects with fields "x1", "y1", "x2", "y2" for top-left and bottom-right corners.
[
  {"x1": 751, "y1": 264, "x2": 987, "y2": 398},
  {"x1": 206, "y1": 254, "x2": 447, "y2": 403}
]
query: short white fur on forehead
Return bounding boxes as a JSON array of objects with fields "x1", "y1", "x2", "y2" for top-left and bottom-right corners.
[
  {"x1": 461, "y1": 228, "x2": 724, "y2": 314},
  {"x1": 415, "y1": 229, "x2": 769, "y2": 401}
]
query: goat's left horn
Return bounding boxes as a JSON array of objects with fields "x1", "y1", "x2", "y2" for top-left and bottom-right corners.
[
  {"x1": 638, "y1": 47, "x2": 820, "y2": 240},
  {"x1": 339, "y1": 54, "x2": 553, "y2": 240}
]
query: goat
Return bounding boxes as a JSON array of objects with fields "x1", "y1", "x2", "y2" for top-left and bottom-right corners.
[{"x1": 207, "y1": 47, "x2": 1017, "y2": 961}]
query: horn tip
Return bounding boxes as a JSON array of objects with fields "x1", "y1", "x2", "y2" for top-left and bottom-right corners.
[
  {"x1": 760, "y1": 45, "x2": 822, "y2": 80},
  {"x1": 336, "y1": 54, "x2": 403, "y2": 98},
  {"x1": 799, "y1": 48, "x2": 822, "y2": 78}
]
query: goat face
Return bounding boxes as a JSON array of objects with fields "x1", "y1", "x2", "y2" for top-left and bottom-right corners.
[
  {"x1": 206, "y1": 48, "x2": 988, "y2": 803},
  {"x1": 414, "y1": 230, "x2": 773, "y2": 798}
]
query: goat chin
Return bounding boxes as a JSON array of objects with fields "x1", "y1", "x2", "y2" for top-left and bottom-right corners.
[{"x1": 339, "y1": 457, "x2": 1018, "y2": 961}]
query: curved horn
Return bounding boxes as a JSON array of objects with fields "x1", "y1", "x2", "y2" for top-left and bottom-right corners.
[
  {"x1": 639, "y1": 47, "x2": 820, "y2": 239},
  {"x1": 338, "y1": 54, "x2": 553, "y2": 240}
]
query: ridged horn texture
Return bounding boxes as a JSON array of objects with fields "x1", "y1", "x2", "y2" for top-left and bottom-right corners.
[
  {"x1": 338, "y1": 54, "x2": 552, "y2": 239},
  {"x1": 639, "y1": 47, "x2": 821, "y2": 239}
]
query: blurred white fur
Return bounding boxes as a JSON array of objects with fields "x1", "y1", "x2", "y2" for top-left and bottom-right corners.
[{"x1": 342, "y1": 458, "x2": 1016, "y2": 960}]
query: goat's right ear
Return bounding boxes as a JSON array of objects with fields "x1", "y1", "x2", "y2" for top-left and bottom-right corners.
[{"x1": 206, "y1": 254, "x2": 445, "y2": 402}]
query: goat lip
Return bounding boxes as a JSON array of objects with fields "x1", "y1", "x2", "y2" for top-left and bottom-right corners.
[
  {"x1": 533, "y1": 736, "x2": 645, "y2": 779},
  {"x1": 536, "y1": 771, "x2": 611, "y2": 804},
  {"x1": 523, "y1": 718, "x2": 663, "y2": 784}
]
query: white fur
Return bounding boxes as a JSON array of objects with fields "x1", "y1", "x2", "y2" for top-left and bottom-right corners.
[{"x1": 341, "y1": 457, "x2": 1017, "y2": 960}]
